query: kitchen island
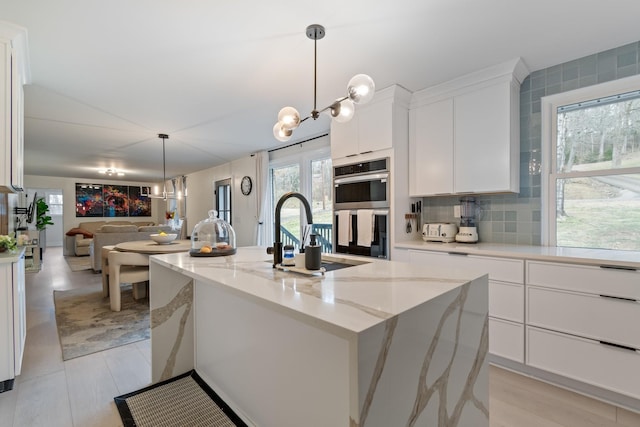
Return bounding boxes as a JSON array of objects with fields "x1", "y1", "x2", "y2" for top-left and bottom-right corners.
[{"x1": 149, "y1": 247, "x2": 489, "y2": 427}]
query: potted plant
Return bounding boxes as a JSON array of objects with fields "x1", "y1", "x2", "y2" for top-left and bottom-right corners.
[
  {"x1": 35, "y1": 198, "x2": 53, "y2": 254},
  {"x1": 0, "y1": 235, "x2": 17, "y2": 253},
  {"x1": 35, "y1": 198, "x2": 53, "y2": 231}
]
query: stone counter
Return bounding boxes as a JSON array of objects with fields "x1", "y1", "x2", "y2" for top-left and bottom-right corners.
[{"x1": 149, "y1": 247, "x2": 489, "y2": 427}]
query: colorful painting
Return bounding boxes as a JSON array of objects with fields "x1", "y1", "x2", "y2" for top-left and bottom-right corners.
[
  {"x1": 129, "y1": 186, "x2": 151, "y2": 216},
  {"x1": 76, "y1": 184, "x2": 152, "y2": 217},
  {"x1": 103, "y1": 185, "x2": 129, "y2": 217},
  {"x1": 75, "y1": 184, "x2": 103, "y2": 217}
]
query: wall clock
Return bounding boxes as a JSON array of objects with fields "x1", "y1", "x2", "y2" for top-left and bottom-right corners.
[{"x1": 241, "y1": 176, "x2": 252, "y2": 196}]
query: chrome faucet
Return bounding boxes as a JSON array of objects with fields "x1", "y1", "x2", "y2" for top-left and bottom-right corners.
[{"x1": 267, "y1": 192, "x2": 313, "y2": 267}]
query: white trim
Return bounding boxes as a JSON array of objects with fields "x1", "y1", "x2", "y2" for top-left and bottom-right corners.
[
  {"x1": 267, "y1": 138, "x2": 331, "y2": 243},
  {"x1": 541, "y1": 74, "x2": 640, "y2": 247}
]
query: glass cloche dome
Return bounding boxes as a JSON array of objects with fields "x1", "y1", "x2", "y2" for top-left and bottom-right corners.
[{"x1": 190, "y1": 210, "x2": 237, "y2": 256}]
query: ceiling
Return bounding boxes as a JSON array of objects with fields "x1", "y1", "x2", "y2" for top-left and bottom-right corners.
[{"x1": 1, "y1": 0, "x2": 639, "y2": 183}]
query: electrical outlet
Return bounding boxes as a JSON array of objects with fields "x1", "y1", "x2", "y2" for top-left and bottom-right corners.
[{"x1": 454, "y1": 205, "x2": 461, "y2": 218}]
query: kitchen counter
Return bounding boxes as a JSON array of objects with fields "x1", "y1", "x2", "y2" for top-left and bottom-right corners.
[
  {"x1": 149, "y1": 246, "x2": 489, "y2": 427},
  {"x1": 395, "y1": 240, "x2": 640, "y2": 268},
  {"x1": 0, "y1": 248, "x2": 25, "y2": 264}
]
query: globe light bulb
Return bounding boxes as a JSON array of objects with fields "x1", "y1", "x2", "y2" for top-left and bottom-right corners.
[
  {"x1": 273, "y1": 122, "x2": 292, "y2": 142},
  {"x1": 331, "y1": 99, "x2": 355, "y2": 123},
  {"x1": 347, "y1": 74, "x2": 375, "y2": 104},
  {"x1": 277, "y1": 107, "x2": 301, "y2": 131}
]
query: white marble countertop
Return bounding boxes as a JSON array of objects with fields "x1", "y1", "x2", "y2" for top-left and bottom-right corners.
[
  {"x1": 395, "y1": 240, "x2": 640, "y2": 268},
  {"x1": 0, "y1": 247, "x2": 25, "y2": 264},
  {"x1": 150, "y1": 246, "x2": 484, "y2": 335}
]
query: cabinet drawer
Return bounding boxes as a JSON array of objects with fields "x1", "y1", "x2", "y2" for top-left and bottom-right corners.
[
  {"x1": 527, "y1": 261, "x2": 640, "y2": 299},
  {"x1": 410, "y1": 250, "x2": 524, "y2": 283},
  {"x1": 527, "y1": 326, "x2": 640, "y2": 400},
  {"x1": 489, "y1": 280, "x2": 523, "y2": 322},
  {"x1": 528, "y1": 286, "x2": 640, "y2": 349},
  {"x1": 489, "y1": 317, "x2": 524, "y2": 363}
]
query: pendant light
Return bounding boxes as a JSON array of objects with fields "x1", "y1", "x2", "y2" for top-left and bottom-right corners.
[
  {"x1": 143, "y1": 133, "x2": 175, "y2": 200},
  {"x1": 273, "y1": 24, "x2": 375, "y2": 142}
]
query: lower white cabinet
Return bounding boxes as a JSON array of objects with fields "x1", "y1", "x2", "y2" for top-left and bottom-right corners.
[
  {"x1": 0, "y1": 254, "x2": 26, "y2": 392},
  {"x1": 528, "y1": 286, "x2": 640, "y2": 349},
  {"x1": 405, "y1": 249, "x2": 640, "y2": 404},
  {"x1": 525, "y1": 260, "x2": 640, "y2": 401},
  {"x1": 409, "y1": 249, "x2": 524, "y2": 362},
  {"x1": 489, "y1": 318, "x2": 524, "y2": 362},
  {"x1": 527, "y1": 326, "x2": 640, "y2": 400}
]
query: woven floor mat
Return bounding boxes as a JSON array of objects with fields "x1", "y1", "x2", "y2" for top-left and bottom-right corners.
[{"x1": 114, "y1": 370, "x2": 248, "y2": 427}]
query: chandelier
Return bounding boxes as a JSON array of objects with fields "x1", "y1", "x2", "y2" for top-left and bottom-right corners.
[
  {"x1": 141, "y1": 133, "x2": 177, "y2": 200},
  {"x1": 273, "y1": 24, "x2": 375, "y2": 142}
]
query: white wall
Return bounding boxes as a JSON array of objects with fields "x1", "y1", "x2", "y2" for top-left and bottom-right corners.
[{"x1": 184, "y1": 155, "x2": 258, "y2": 247}]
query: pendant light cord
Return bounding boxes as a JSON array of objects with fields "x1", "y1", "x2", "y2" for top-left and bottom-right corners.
[{"x1": 313, "y1": 34, "x2": 317, "y2": 114}]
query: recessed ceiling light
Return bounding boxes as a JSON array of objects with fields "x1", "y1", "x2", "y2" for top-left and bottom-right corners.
[{"x1": 98, "y1": 168, "x2": 124, "y2": 177}]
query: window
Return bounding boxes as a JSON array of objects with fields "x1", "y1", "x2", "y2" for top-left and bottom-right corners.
[
  {"x1": 542, "y1": 76, "x2": 640, "y2": 250},
  {"x1": 215, "y1": 179, "x2": 232, "y2": 224},
  {"x1": 268, "y1": 138, "x2": 333, "y2": 252},
  {"x1": 47, "y1": 192, "x2": 63, "y2": 216}
]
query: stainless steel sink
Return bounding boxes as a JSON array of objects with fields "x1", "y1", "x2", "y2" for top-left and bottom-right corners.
[
  {"x1": 320, "y1": 255, "x2": 370, "y2": 271},
  {"x1": 267, "y1": 255, "x2": 370, "y2": 272}
]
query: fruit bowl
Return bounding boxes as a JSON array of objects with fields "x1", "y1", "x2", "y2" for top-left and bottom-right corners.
[{"x1": 150, "y1": 233, "x2": 177, "y2": 244}]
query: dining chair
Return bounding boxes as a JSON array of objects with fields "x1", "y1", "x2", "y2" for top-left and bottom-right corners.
[
  {"x1": 101, "y1": 245, "x2": 116, "y2": 297},
  {"x1": 108, "y1": 251, "x2": 149, "y2": 312}
]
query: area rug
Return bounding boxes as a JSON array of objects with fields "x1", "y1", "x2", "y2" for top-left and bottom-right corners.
[
  {"x1": 114, "y1": 370, "x2": 248, "y2": 427},
  {"x1": 54, "y1": 283, "x2": 150, "y2": 360},
  {"x1": 65, "y1": 256, "x2": 92, "y2": 272}
]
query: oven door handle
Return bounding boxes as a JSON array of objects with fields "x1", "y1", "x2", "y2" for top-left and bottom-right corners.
[{"x1": 334, "y1": 173, "x2": 389, "y2": 185}]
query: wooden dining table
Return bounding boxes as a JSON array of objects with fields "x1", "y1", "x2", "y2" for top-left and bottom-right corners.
[{"x1": 114, "y1": 239, "x2": 191, "y2": 254}]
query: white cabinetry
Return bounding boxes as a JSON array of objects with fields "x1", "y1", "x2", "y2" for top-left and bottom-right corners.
[
  {"x1": 409, "y1": 249, "x2": 524, "y2": 362},
  {"x1": 0, "y1": 253, "x2": 26, "y2": 392},
  {"x1": 408, "y1": 99, "x2": 454, "y2": 195},
  {"x1": 409, "y1": 58, "x2": 528, "y2": 196},
  {"x1": 0, "y1": 23, "x2": 29, "y2": 193},
  {"x1": 331, "y1": 85, "x2": 411, "y2": 160},
  {"x1": 526, "y1": 261, "x2": 640, "y2": 400}
]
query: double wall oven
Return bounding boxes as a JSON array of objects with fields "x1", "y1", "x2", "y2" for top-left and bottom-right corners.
[{"x1": 333, "y1": 158, "x2": 389, "y2": 259}]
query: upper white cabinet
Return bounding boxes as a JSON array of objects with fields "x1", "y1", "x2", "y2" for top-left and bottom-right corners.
[
  {"x1": 331, "y1": 85, "x2": 411, "y2": 159},
  {"x1": 409, "y1": 99, "x2": 454, "y2": 194},
  {"x1": 409, "y1": 58, "x2": 528, "y2": 196},
  {"x1": 0, "y1": 22, "x2": 30, "y2": 193}
]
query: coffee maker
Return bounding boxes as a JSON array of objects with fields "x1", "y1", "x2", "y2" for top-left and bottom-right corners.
[{"x1": 455, "y1": 196, "x2": 479, "y2": 243}]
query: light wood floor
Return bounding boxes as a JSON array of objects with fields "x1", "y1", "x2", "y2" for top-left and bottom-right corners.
[{"x1": 0, "y1": 247, "x2": 638, "y2": 427}]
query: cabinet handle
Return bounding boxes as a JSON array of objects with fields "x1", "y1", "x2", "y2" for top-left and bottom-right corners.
[
  {"x1": 360, "y1": 150, "x2": 373, "y2": 154},
  {"x1": 599, "y1": 340, "x2": 637, "y2": 352},
  {"x1": 346, "y1": 154, "x2": 358, "y2": 157},
  {"x1": 599, "y1": 294, "x2": 637, "y2": 303},
  {"x1": 599, "y1": 265, "x2": 637, "y2": 271},
  {"x1": 447, "y1": 252, "x2": 468, "y2": 256}
]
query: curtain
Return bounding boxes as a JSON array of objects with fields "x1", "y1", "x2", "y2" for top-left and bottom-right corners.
[{"x1": 255, "y1": 150, "x2": 270, "y2": 246}]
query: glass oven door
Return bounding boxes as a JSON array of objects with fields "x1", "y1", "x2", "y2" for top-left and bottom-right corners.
[{"x1": 333, "y1": 173, "x2": 389, "y2": 210}]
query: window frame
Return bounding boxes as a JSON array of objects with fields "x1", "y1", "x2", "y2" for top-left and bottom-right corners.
[
  {"x1": 267, "y1": 140, "x2": 331, "y2": 246},
  {"x1": 214, "y1": 178, "x2": 232, "y2": 225},
  {"x1": 541, "y1": 74, "x2": 640, "y2": 247}
]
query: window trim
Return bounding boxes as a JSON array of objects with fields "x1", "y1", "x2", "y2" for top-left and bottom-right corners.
[
  {"x1": 267, "y1": 141, "x2": 331, "y2": 242},
  {"x1": 214, "y1": 178, "x2": 232, "y2": 225},
  {"x1": 541, "y1": 73, "x2": 640, "y2": 246}
]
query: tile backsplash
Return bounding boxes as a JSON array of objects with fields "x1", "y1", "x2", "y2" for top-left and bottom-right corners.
[{"x1": 421, "y1": 41, "x2": 640, "y2": 245}]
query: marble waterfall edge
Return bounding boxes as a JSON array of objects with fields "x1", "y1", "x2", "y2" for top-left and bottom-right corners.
[{"x1": 356, "y1": 277, "x2": 489, "y2": 426}]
